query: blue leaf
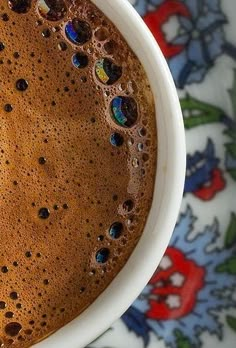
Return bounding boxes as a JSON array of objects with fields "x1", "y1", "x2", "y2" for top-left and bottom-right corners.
[{"x1": 122, "y1": 307, "x2": 151, "y2": 346}]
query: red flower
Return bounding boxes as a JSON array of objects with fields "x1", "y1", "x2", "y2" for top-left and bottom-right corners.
[
  {"x1": 144, "y1": 0, "x2": 191, "y2": 58},
  {"x1": 193, "y1": 168, "x2": 226, "y2": 201},
  {"x1": 147, "y1": 247, "x2": 205, "y2": 320}
]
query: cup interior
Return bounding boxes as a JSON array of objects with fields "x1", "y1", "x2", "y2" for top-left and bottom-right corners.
[{"x1": 34, "y1": 1, "x2": 186, "y2": 347}]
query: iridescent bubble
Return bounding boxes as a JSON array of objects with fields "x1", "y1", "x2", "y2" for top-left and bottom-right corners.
[
  {"x1": 109, "y1": 222, "x2": 123, "y2": 239},
  {"x1": 96, "y1": 248, "x2": 109, "y2": 263},
  {"x1": 72, "y1": 52, "x2": 89, "y2": 69},
  {"x1": 111, "y1": 97, "x2": 138, "y2": 128},
  {"x1": 110, "y1": 133, "x2": 124, "y2": 147},
  {"x1": 8, "y1": 0, "x2": 31, "y2": 14},
  {"x1": 38, "y1": 207, "x2": 50, "y2": 219},
  {"x1": 37, "y1": 0, "x2": 67, "y2": 21},
  {"x1": 95, "y1": 58, "x2": 122, "y2": 85},
  {"x1": 65, "y1": 19, "x2": 92, "y2": 45}
]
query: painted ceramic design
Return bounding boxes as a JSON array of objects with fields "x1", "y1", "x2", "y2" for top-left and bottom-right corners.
[{"x1": 87, "y1": 1, "x2": 236, "y2": 347}]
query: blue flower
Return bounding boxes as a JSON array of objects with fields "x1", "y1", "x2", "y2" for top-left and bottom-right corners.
[{"x1": 169, "y1": 0, "x2": 227, "y2": 88}]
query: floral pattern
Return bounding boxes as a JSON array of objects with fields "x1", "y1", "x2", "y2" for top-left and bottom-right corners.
[{"x1": 87, "y1": 1, "x2": 236, "y2": 348}]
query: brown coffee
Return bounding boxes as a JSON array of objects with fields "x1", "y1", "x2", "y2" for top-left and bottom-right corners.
[{"x1": 0, "y1": 0, "x2": 157, "y2": 346}]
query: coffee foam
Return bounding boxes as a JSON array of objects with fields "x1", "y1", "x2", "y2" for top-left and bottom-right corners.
[{"x1": 0, "y1": 0, "x2": 157, "y2": 346}]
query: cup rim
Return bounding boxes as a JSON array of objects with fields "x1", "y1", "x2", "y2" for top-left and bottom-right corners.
[{"x1": 35, "y1": 0, "x2": 186, "y2": 347}]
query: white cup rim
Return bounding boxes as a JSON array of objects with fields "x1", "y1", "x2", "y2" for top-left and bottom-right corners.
[{"x1": 35, "y1": 1, "x2": 186, "y2": 347}]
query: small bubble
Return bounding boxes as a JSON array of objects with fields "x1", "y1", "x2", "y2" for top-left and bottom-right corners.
[
  {"x1": 53, "y1": 204, "x2": 59, "y2": 210},
  {"x1": 13, "y1": 261, "x2": 18, "y2": 267},
  {"x1": 16, "y1": 78, "x2": 28, "y2": 91},
  {"x1": 96, "y1": 248, "x2": 110, "y2": 263},
  {"x1": 42, "y1": 28, "x2": 51, "y2": 38},
  {"x1": 138, "y1": 143, "x2": 144, "y2": 152},
  {"x1": 94, "y1": 27, "x2": 108, "y2": 41},
  {"x1": 138, "y1": 127, "x2": 147, "y2": 137},
  {"x1": 110, "y1": 133, "x2": 124, "y2": 147},
  {"x1": 89, "y1": 270, "x2": 96, "y2": 276},
  {"x1": 0, "y1": 301, "x2": 6, "y2": 310},
  {"x1": 132, "y1": 158, "x2": 139, "y2": 168},
  {"x1": 5, "y1": 322, "x2": 22, "y2": 337},
  {"x1": 72, "y1": 52, "x2": 89, "y2": 69},
  {"x1": 63, "y1": 203, "x2": 68, "y2": 209},
  {"x1": 10, "y1": 292, "x2": 19, "y2": 300},
  {"x1": 113, "y1": 194, "x2": 118, "y2": 201},
  {"x1": 0, "y1": 42, "x2": 5, "y2": 51},
  {"x1": 16, "y1": 303, "x2": 22, "y2": 309},
  {"x1": 97, "y1": 235, "x2": 104, "y2": 241},
  {"x1": 36, "y1": 252, "x2": 41, "y2": 257},
  {"x1": 1, "y1": 13, "x2": 9, "y2": 21},
  {"x1": 109, "y1": 222, "x2": 123, "y2": 239},
  {"x1": 13, "y1": 180, "x2": 18, "y2": 185},
  {"x1": 52, "y1": 26, "x2": 60, "y2": 32},
  {"x1": 80, "y1": 287, "x2": 85, "y2": 293},
  {"x1": 142, "y1": 153, "x2": 149, "y2": 162},
  {"x1": 5, "y1": 311, "x2": 14, "y2": 318},
  {"x1": 4, "y1": 103, "x2": 13, "y2": 112},
  {"x1": 103, "y1": 40, "x2": 116, "y2": 55},
  {"x1": 38, "y1": 157, "x2": 46, "y2": 165},
  {"x1": 43, "y1": 279, "x2": 49, "y2": 285},
  {"x1": 8, "y1": 0, "x2": 31, "y2": 14},
  {"x1": 25, "y1": 329, "x2": 32, "y2": 335},
  {"x1": 13, "y1": 52, "x2": 20, "y2": 59},
  {"x1": 128, "y1": 138, "x2": 134, "y2": 146},
  {"x1": 38, "y1": 207, "x2": 50, "y2": 219},
  {"x1": 123, "y1": 200, "x2": 134, "y2": 213},
  {"x1": 1, "y1": 266, "x2": 8, "y2": 273},
  {"x1": 58, "y1": 41, "x2": 67, "y2": 51},
  {"x1": 80, "y1": 76, "x2": 87, "y2": 83},
  {"x1": 36, "y1": 19, "x2": 43, "y2": 26},
  {"x1": 25, "y1": 251, "x2": 32, "y2": 258}
]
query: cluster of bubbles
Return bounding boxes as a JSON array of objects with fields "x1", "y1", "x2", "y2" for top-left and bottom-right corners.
[{"x1": 0, "y1": 0, "x2": 155, "y2": 345}]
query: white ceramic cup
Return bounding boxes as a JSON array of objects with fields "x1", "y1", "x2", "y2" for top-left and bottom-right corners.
[{"x1": 35, "y1": 0, "x2": 186, "y2": 347}]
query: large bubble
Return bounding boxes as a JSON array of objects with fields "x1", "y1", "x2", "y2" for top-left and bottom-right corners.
[
  {"x1": 95, "y1": 58, "x2": 122, "y2": 85},
  {"x1": 65, "y1": 19, "x2": 92, "y2": 45},
  {"x1": 111, "y1": 97, "x2": 138, "y2": 128}
]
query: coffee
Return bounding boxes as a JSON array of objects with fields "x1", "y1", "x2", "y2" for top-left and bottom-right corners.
[{"x1": 0, "y1": 0, "x2": 157, "y2": 346}]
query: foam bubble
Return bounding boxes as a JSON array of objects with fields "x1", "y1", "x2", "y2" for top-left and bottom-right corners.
[
  {"x1": 0, "y1": 0, "x2": 156, "y2": 345},
  {"x1": 65, "y1": 19, "x2": 92, "y2": 45},
  {"x1": 37, "y1": 0, "x2": 67, "y2": 21}
]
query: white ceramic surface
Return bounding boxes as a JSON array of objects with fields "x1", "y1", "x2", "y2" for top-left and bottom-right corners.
[{"x1": 34, "y1": 0, "x2": 186, "y2": 347}]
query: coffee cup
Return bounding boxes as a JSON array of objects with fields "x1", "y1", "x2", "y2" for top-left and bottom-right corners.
[{"x1": 33, "y1": 0, "x2": 186, "y2": 347}]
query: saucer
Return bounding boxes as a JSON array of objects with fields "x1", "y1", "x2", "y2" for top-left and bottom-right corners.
[{"x1": 87, "y1": 1, "x2": 236, "y2": 347}]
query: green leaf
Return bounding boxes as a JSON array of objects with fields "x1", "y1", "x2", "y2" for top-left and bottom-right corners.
[
  {"x1": 181, "y1": 95, "x2": 224, "y2": 130},
  {"x1": 224, "y1": 128, "x2": 236, "y2": 141},
  {"x1": 225, "y1": 213, "x2": 236, "y2": 248},
  {"x1": 228, "y1": 69, "x2": 236, "y2": 120},
  {"x1": 174, "y1": 330, "x2": 193, "y2": 348},
  {"x1": 216, "y1": 256, "x2": 236, "y2": 274},
  {"x1": 228, "y1": 169, "x2": 236, "y2": 181},
  {"x1": 225, "y1": 143, "x2": 236, "y2": 158},
  {"x1": 226, "y1": 315, "x2": 236, "y2": 333}
]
